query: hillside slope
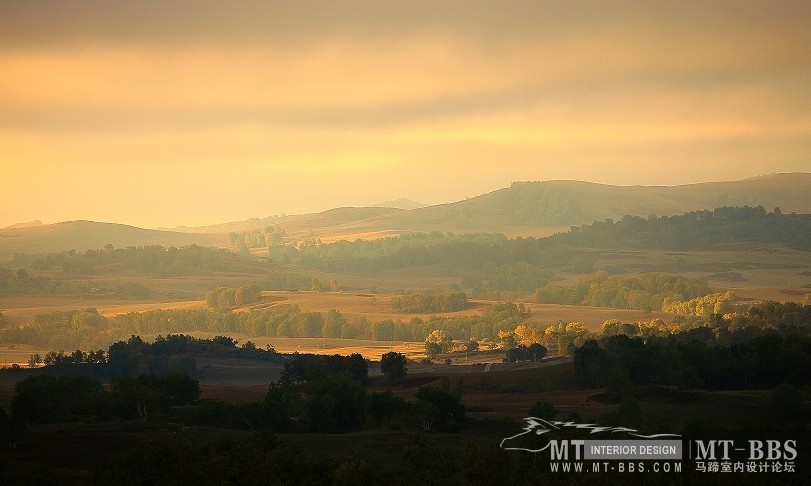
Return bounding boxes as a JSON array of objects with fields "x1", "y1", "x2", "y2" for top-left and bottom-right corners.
[
  {"x1": 3, "y1": 173, "x2": 808, "y2": 255},
  {"x1": 285, "y1": 172, "x2": 811, "y2": 239},
  {"x1": 0, "y1": 221, "x2": 221, "y2": 260}
]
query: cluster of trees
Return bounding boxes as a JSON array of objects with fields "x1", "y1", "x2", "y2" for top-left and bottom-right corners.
[
  {"x1": 255, "y1": 271, "x2": 312, "y2": 290},
  {"x1": 391, "y1": 291, "x2": 467, "y2": 313},
  {"x1": 292, "y1": 232, "x2": 577, "y2": 291},
  {"x1": 226, "y1": 226, "x2": 286, "y2": 250},
  {"x1": 508, "y1": 322, "x2": 588, "y2": 356},
  {"x1": 661, "y1": 291, "x2": 734, "y2": 316},
  {"x1": 15, "y1": 338, "x2": 463, "y2": 437},
  {"x1": 280, "y1": 353, "x2": 368, "y2": 384},
  {"x1": 574, "y1": 333, "x2": 811, "y2": 394},
  {"x1": 2, "y1": 305, "x2": 328, "y2": 350},
  {"x1": 5, "y1": 294, "x2": 807, "y2": 363},
  {"x1": 0, "y1": 267, "x2": 53, "y2": 295},
  {"x1": 554, "y1": 205, "x2": 811, "y2": 251},
  {"x1": 105, "y1": 334, "x2": 276, "y2": 378},
  {"x1": 269, "y1": 359, "x2": 464, "y2": 433},
  {"x1": 16, "y1": 245, "x2": 255, "y2": 276},
  {"x1": 33, "y1": 334, "x2": 280, "y2": 380},
  {"x1": 308, "y1": 277, "x2": 342, "y2": 292},
  {"x1": 746, "y1": 300, "x2": 811, "y2": 328},
  {"x1": 505, "y1": 343, "x2": 548, "y2": 363},
  {"x1": 596, "y1": 301, "x2": 811, "y2": 345},
  {"x1": 205, "y1": 284, "x2": 262, "y2": 311},
  {"x1": 534, "y1": 272, "x2": 711, "y2": 312},
  {"x1": 417, "y1": 301, "x2": 530, "y2": 349},
  {"x1": 10, "y1": 373, "x2": 200, "y2": 425},
  {"x1": 0, "y1": 307, "x2": 112, "y2": 351},
  {"x1": 0, "y1": 267, "x2": 151, "y2": 299},
  {"x1": 425, "y1": 300, "x2": 811, "y2": 358},
  {"x1": 422, "y1": 320, "x2": 577, "y2": 359},
  {"x1": 3, "y1": 300, "x2": 532, "y2": 351},
  {"x1": 171, "y1": 351, "x2": 464, "y2": 435}
]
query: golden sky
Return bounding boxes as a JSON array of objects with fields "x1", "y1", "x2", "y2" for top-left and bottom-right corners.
[{"x1": 1, "y1": 1, "x2": 809, "y2": 228}]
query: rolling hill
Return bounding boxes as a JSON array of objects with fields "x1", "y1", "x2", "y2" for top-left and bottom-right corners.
[
  {"x1": 2, "y1": 173, "x2": 808, "y2": 258},
  {"x1": 0, "y1": 221, "x2": 221, "y2": 260},
  {"x1": 281, "y1": 172, "x2": 811, "y2": 239}
]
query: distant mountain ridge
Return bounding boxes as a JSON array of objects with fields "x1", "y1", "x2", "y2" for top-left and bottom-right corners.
[
  {"x1": 0, "y1": 221, "x2": 220, "y2": 260},
  {"x1": 373, "y1": 198, "x2": 427, "y2": 210},
  {"x1": 2, "y1": 220, "x2": 43, "y2": 230},
  {"x1": 306, "y1": 172, "x2": 811, "y2": 239},
  {"x1": 2, "y1": 173, "x2": 809, "y2": 259}
]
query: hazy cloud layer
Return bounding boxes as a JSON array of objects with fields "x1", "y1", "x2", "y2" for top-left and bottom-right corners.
[{"x1": 1, "y1": 1, "x2": 809, "y2": 228}]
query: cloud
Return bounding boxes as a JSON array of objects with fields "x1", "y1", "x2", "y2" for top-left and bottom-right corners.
[{"x1": 1, "y1": 1, "x2": 809, "y2": 227}]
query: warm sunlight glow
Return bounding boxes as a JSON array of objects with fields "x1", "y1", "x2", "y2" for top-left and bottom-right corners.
[{"x1": 1, "y1": 1, "x2": 809, "y2": 228}]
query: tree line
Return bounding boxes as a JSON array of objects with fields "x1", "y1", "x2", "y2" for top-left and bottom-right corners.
[
  {"x1": 2, "y1": 302, "x2": 514, "y2": 351},
  {"x1": 574, "y1": 332, "x2": 811, "y2": 394},
  {"x1": 206, "y1": 284, "x2": 262, "y2": 311},
  {"x1": 534, "y1": 272, "x2": 712, "y2": 312},
  {"x1": 29, "y1": 334, "x2": 281, "y2": 380},
  {"x1": 226, "y1": 226, "x2": 286, "y2": 250},
  {"x1": 391, "y1": 290, "x2": 468, "y2": 313},
  {"x1": 661, "y1": 291, "x2": 735, "y2": 317},
  {"x1": 10, "y1": 372, "x2": 200, "y2": 425},
  {"x1": 292, "y1": 232, "x2": 574, "y2": 291},
  {"x1": 0, "y1": 267, "x2": 151, "y2": 299},
  {"x1": 6, "y1": 296, "x2": 808, "y2": 359},
  {"x1": 11, "y1": 244, "x2": 259, "y2": 276},
  {"x1": 553, "y1": 205, "x2": 811, "y2": 251}
]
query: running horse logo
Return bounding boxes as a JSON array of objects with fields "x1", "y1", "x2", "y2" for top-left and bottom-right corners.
[{"x1": 500, "y1": 417, "x2": 680, "y2": 453}]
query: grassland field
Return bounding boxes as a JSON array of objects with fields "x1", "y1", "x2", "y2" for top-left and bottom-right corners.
[{"x1": 2, "y1": 243, "x2": 809, "y2": 367}]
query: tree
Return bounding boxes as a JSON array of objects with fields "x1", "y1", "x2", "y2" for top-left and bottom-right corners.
[
  {"x1": 498, "y1": 330, "x2": 517, "y2": 349},
  {"x1": 380, "y1": 352, "x2": 408, "y2": 384},
  {"x1": 425, "y1": 329, "x2": 452, "y2": 354},
  {"x1": 367, "y1": 389, "x2": 406, "y2": 426},
  {"x1": 506, "y1": 344, "x2": 548, "y2": 363},
  {"x1": 527, "y1": 343, "x2": 547, "y2": 361},
  {"x1": 573, "y1": 339, "x2": 607, "y2": 388},
  {"x1": 111, "y1": 377, "x2": 164, "y2": 420},
  {"x1": 345, "y1": 353, "x2": 369, "y2": 383},
  {"x1": 27, "y1": 353, "x2": 42, "y2": 368},
  {"x1": 311, "y1": 277, "x2": 323, "y2": 292},
  {"x1": 424, "y1": 341, "x2": 442, "y2": 359},
  {"x1": 329, "y1": 278, "x2": 341, "y2": 292},
  {"x1": 158, "y1": 373, "x2": 201, "y2": 405},
  {"x1": 414, "y1": 399, "x2": 440, "y2": 431},
  {"x1": 414, "y1": 386, "x2": 466, "y2": 430}
]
